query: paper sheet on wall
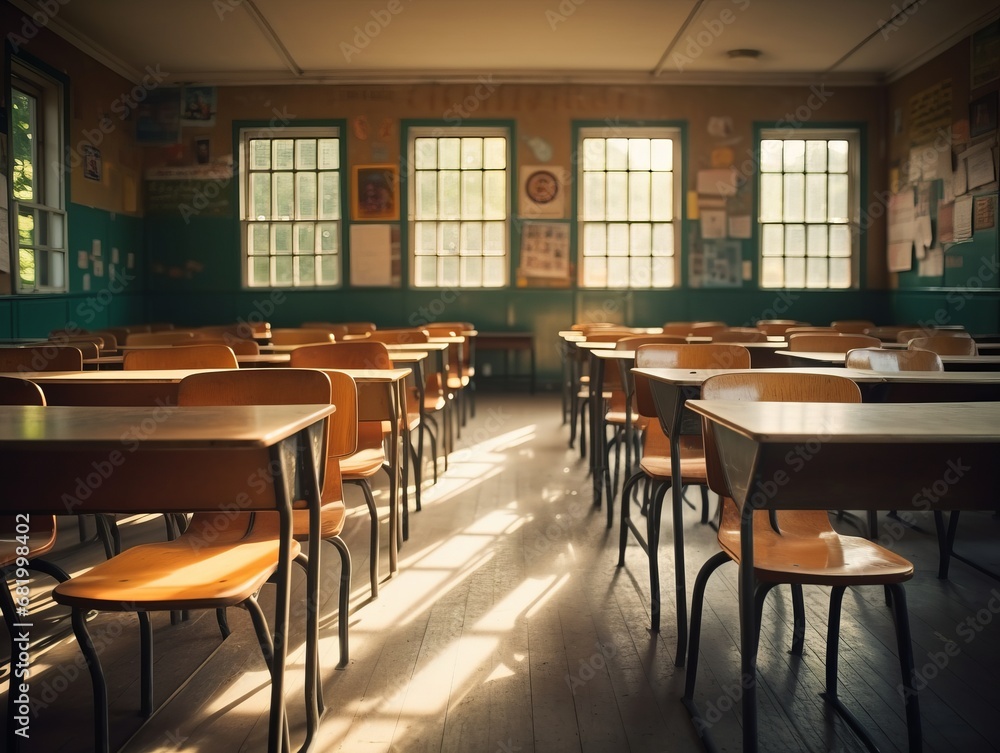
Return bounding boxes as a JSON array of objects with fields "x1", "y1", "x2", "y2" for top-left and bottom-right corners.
[
  {"x1": 954, "y1": 195, "x2": 974, "y2": 242},
  {"x1": 938, "y1": 201, "x2": 955, "y2": 243},
  {"x1": 888, "y1": 242, "x2": 913, "y2": 272},
  {"x1": 966, "y1": 143, "x2": 997, "y2": 190},
  {"x1": 696, "y1": 169, "x2": 738, "y2": 197},
  {"x1": 887, "y1": 191, "x2": 915, "y2": 246},
  {"x1": 349, "y1": 224, "x2": 394, "y2": 286},
  {"x1": 918, "y1": 247, "x2": 944, "y2": 277},
  {"x1": 914, "y1": 215, "x2": 933, "y2": 259},
  {"x1": 728, "y1": 215, "x2": 752, "y2": 239},
  {"x1": 700, "y1": 209, "x2": 727, "y2": 239}
]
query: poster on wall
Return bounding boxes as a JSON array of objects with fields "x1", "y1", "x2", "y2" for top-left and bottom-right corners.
[
  {"x1": 519, "y1": 222, "x2": 570, "y2": 280},
  {"x1": 181, "y1": 86, "x2": 217, "y2": 127},
  {"x1": 519, "y1": 166, "x2": 565, "y2": 218},
  {"x1": 691, "y1": 240, "x2": 741, "y2": 288},
  {"x1": 971, "y1": 20, "x2": 1000, "y2": 89},
  {"x1": 136, "y1": 88, "x2": 181, "y2": 144}
]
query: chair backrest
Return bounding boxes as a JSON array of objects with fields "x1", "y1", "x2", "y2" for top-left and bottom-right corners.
[
  {"x1": 191, "y1": 336, "x2": 260, "y2": 355},
  {"x1": 615, "y1": 335, "x2": 687, "y2": 350},
  {"x1": 0, "y1": 376, "x2": 46, "y2": 405},
  {"x1": 661, "y1": 322, "x2": 695, "y2": 336},
  {"x1": 831, "y1": 319, "x2": 875, "y2": 334},
  {"x1": 688, "y1": 322, "x2": 728, "y2": 336},
  {"x1": 47, "y1": 338, "x2": 100, "y2": 359},
  {"x1": 785, "y1": 326, "x2": 838, "y2": 336},
  {"x1": 755, "y1": 320, "x2": 804, "y2": 336},
  {"x1": 369, "y1": 328, "x2": 429, "y2": 344},
  {"x1": 845, "y1": 347, "x2": 944, "y2": 371},
  {"x1": 127, "y1": 331, "x2": 196, "y2": 346},
  {"x1": 269, "y1": 328, "x2": 337, "y2": 346},
  {"x1": 895, "y1": 327, "x2": 969, "y2": 343},
  {"x1": 301, "y1": 322, "x2": 350, "y2": 340},
  {"x1": 123, "y1": 344, "x2": 239, "y2": 370},
  {"x1": 710, "y1": 328, "x2": 767, "y2": 343},
  {"x1": 0, "y1": 346, "x2": 84, "y2": 372},
  {"x1": 586, "y1": 331, "x2": 633, "y2": 342},
  {"x1": 289, "y1": 341, "x2": 393, "y2": 370},
  {"x1": 699, "y1": 372, "x2": 861, "y2": 504},
  {"x1": 342, "y1": 321, "x2": 377, "y2": 335},
  {"x1": 787, "y1": 333, "x2": 880, "y2": 353},
  {"x1": 908, "y1": 336, "x2": 978, "y2": 356},
  {"x1": 632, "y1": 343, "x2": 751, "y2": 419},
  {"x1": 425, "y1": 321, "x2": 474, "y2": 336}
]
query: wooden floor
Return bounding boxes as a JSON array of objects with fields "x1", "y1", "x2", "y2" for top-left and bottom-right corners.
[{"x1": 3, "y1": 392, "x2": 1000, "y2": 752}]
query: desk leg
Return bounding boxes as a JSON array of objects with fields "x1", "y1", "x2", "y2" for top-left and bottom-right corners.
[
  {"x1": 268, "y1": 441, "x2": 294, "y2": 753},
  {"x1": 739, "y1": 505, "x2": 759, "y2": 753},
  {"x1": 387, "y1": 384, "x2": 400, "y2": 575},
  {"x1": 592, "y1": 355, "x2": 606, "y2": 510},
  {"x1": 669, "y1": 435, "x2": 688, "y2": 667}
]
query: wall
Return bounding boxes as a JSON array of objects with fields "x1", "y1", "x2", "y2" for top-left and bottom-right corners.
[
  {"x1": 142, "y1": 81, "x2": 888, "y2": 380},
  {"x1": 1, "y1": 2, "x2": 144, "y2": 336},
  {"x1": 886, "y1": 29, "x2": 1000, "y2": 333}
]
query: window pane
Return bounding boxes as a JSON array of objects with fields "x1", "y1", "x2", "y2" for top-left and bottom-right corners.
[
  {"x1": 462, "y1": 171, "x2": 483, "y2": 218},
  {"x1": 483, "y1": 257, "x2": 505, "y2": 286},
  {"x1": 583, "y1": 173, "x2": 606, "y2": 220},
  {"x1": 650, "y1": 139, "x2": 672, "y2": 171},
  {"x1": 483, "y1": 171, "x2": 506, "y2": 220},
  {"x1": 319, "y1": 172, "x2": 340, "y2": 219},
  {"x1": 273, "y1": 224, "x2": 292, "y2": 253},
  {"x1": 295, "y1": 139, "x2": 316, "y2": 170},
  {"x1": 250, "y1": 139, "x2": 271, "y2": 170},
  {"x1": 828, "y1": 140, "x2": 849, "y2": 173},
  {"x1": 785, "y1": 257, "x2": 805, "y2": 287},
  {"x1": 760, "y1": 174, "x2": 782, "y2": 222},
  {"x1": 829, "y1": 257, "x2": 851, "y2": 288},
  {"x1": 415, "y1": 256, "x2": 437, "y2": 286},
  {"x1": 650, "y1": 173, "x2": 673, "y2": 221},
  {"x1": 273, "y1": 140, "x2": 294, "y2": 170},
  {"x1": 296, "y1": 255, "x2": 316, "y2": 285},
  {"x1": 318, "y1": 255, "x2": 339, "y2": 285},
  {"x1": 250, "y1": 257, "x2": 270, "y2": 286},
  {"x1": 761, "y1": 257, "x2": 782, "y2": 287},
  {"x1": 318, "y1": 139, "x2": 339, "y2": 169},
  {"x1": 439, "y1": 171, "x2": 461, "y2": 219},
  {"x1": 630, "y1": 257, "x2": 651, "y2": 287},
  {"x1": 628, "y1": 139, "x2": 651, "y2": 170},
  {"x1": 483, "y1": 138, "x2": 506, "y2": 169},
  {"x1": 806, "y1": 257, "x2": 828, "y2": 288},
  {"x1": 251, "y1": 173, "x2": 271, "y2": 219},
  {"x1": 439, "y1": 138, "x2": 460, "y2": 169},
  {"x1": 415, "y1": 138, "x2": 437, "y2": 169},
  {"x1": 273, "y1": 173, "x2": 293, "y2": 218},
  {"x1": 416, "y1": 171, "x2": 438, "y2": 219},
  {"x1": 783, "y1": 174, "x2": 804, "y2": 222},
  {"x1": 628, "y1": 172, "x2": 650, "y2": 220},
  {"x1": 583, "y1": 257, "x2": 606, "y2": 287},
  {"x1": 805, "y1": 174, "x2": 827, "y2": 223},
  {"x1": 583, "y1": 138, "x2": 605, "y2": 170},
  {"x1": 296, "y1": 223, "x2": 314, "y2": 252},
  {"x1": 607, "y1": 223, "x2": 629, "y2": 256},
  {"x1": 651, "y1": 223, "x2": 674, "y2": 256},
  {"x1": 249, "y1": 223, "x2": 269, "y2": 254},
  {"x1": 805, "y1": 141, "x2": 827, "y2": 172},
  {"x1": 806, "y1": 224, "x2": 827, "y2": 256},
  {"x1": 828, "y1": 174, "x2": 849, "y2": 222},
  {"x1": 274, "y1": 255, "x2": 293, "y2": 285},
  {"x1": 760, "y1": 140, "x2": 783, "y2": 173},
  {"x1": 414, "y1": 221, "x2": 437, "y2": 254},
  {"x1": 460, "y1": 222, "x2": 482, "y2": 255},
  {"x1": 652, "y1": 256, "x2": 674, "y2": 287},
  {"x1": 785, "y1": 224, "x2": 805, "y2": 257},
  {"x1": 630, "y1": 223, "x2": 651, "y2": 255},
  {"x1": 484, "y1": 222, "x2": 505, "y2": 254},
  {"x1": 317, "y1": 223, "x2": 337, "y2": 252},
  {"x1": 461, "y1": 137, "x2": 483, "y2": 169},
  {"x1": 761, "y1": 224, "x2": 783, "y2": 256},
  {"x1": 583, "y1": 223, "x2": 606, "y2": 255},
  {"x1": 296, "y1": 173, "x2": 317, "y2": 219},
  {"x1": 829, "y1": 225, "x2": 851, "y2": 257},
  {"x1": 438, "y1": 255, "x2": 459, "y2": 286},
  {"x1": 461, "y1": 256, "x2": 482, "y2": 286},
  {"x1": 783, "y1": 140, "x2": 805, "y2": 172},
  {"x1": 439, "y1": 222, "x2": 460, "y2": 255}
]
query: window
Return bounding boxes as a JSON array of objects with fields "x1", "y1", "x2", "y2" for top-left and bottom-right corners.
[
  {"x1": 758, "y1": 129, "x2": 859, "y2": 289},
  {"x1": 11, "y1": 61, "x2": 67, "y2": 293},
  {"x1": 409, "y1": 127, "x2": 509, "y2": 287},
  {"x1": 240, "y1": 127, "x2": 342, "y2": 287},
  {"x1": 578, "y1": 129, "x2": 681, "y2": 288}
]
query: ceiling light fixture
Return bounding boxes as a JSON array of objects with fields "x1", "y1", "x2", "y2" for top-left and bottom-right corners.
[{"x1": 727, "y1": 48, "x2": 762, "y2": 63}]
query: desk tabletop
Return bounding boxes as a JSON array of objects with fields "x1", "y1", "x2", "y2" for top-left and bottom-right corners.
[
  {"x1": 10, "y1": 367, "x2": 410, "y2": 383},
  {"x1": 634, "y1": 366, "x2": 885, "y2": 386},
  {"x1": 87, "y1": 353, "x2": 293, "y2": 366},
  {"x1": 686, "y1": 400, "x2": 1000, "y2": 444},
  {"x1": 383, "y1": 341, "x2": 450, "y2": 352},
  {"x1": 0, "y1": 403, "x2": 336, "y2": 450},
  {"x1": 387, "y1": 351, "x2": 428, "y2": 363},
  {"x1": 777, "y1": 350, "x2": 1000, "y2": 366}
]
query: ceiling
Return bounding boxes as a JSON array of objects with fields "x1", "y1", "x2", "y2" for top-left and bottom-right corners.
[{"x1": 10, "y1": 0, "x2": 1000, "y2": 86}]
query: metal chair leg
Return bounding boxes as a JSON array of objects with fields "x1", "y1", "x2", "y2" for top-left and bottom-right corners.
[
  {"x1": 71, "y1": 608, "x2": 110, "y2": 753},
  {"x1": 790, "y1": 584, "x2": 806, "y2": 655}
]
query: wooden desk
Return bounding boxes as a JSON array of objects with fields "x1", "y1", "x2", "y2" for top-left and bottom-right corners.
[
  {"x1": 778, "y1": 350, "x2": 1000, "y2": 371},
  {"x1": 686, "y1": 399, "x2": 1000, "y2": 753},
  {"x1": 475, "y1": 331, "x2": 535, "y2": 393},
  {"x1": 0, "y1": 403, "x2": 334, "y2": 753},
  {"x1": 90, "y1": 353, "x2": 292, "y2": 369}
]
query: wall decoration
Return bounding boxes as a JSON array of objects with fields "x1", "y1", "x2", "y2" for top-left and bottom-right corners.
[
  {"x1": 907, "y1": 79, "x2": 952, "y2": 144},
  {"x1": 83, "y1": 145, "x2": 102, "y2": 181},
  {"x1": 520, "y1": 165, "x2": 565, "y2": 218},
  {"x1": 519, "y1": 221, "x2": 570, "y2": 280},
  {"x1": 969, "y1": 92, "x2": 998, "y2": 138},
  {"x1": 181, "y1": 86, "x2": 217, "y2": 126},
  {"x1": 352, "y1": 164, "x2": 398, "y2": 220},
  {"x1": 136, "y1": 88, "x2": 181, "y2": 143},
  {"x1": 971, "y1": 19, "x2": 1000, "y2": 89},
  {"x1": 194, "y1": 137, "x2": 211, "y2": 164}
]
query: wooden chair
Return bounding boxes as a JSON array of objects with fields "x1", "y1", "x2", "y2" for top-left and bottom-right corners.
[
  {"x1": 269, "y1": 328, "x2": 337, "y2": 346},
  {"x1": 342, "y1": 322, "x2": 377, "y2": 335},
  {"x1": 661, "y1": 321, "x2": 695, "y2": 336},
  {"x1": 0, "y1": 346, "x2": 84, "y2": 372},
  {"x1": 687, "y1": 321, "x2": 728, "y2": 337},
  {"x1": 125, "y1": 331, "x2": 196, "y2": 346},
  {"x1": 302, "y1": 322, "x2": 350, "y2": 341},
  {"x1": 123, "y1": 344, "x2": 239, "y2": 370},
  {"x1": 426, "y1": 322, "x2": 477, "y2": 423},
  {"x1": 787, "y1": 333, "x2": 880, "y2": 353},
  {"x1": 784, "y1": 326, "x2": 839, "y2": 336},
  {"x1": 46, "y1": 338, "x2": 100, "y2": 360},
  {"x1": 190, "y1": 335, "x2": 261, "y2": 355},
  {"x1": 709, "y1": 327, "x2": 767, "y2": 343},
  {"x1": 895, "y1": 327, "x2": 969, "y2": 343},
  {"x1": 908, "y1": 335, "x2": 978, "y2": 355},
  {"x1": 290, "y1": 343, "x2": 397, "y2": 596},
  {"x1": 618, "y1": 344, "x2": 751, "y2": 639},
  {"x1": 755, "y1": 319, "x2": 803, "y2": 336},
  {"x1": 831, "y1": 319, "x2": 875, "y2": 334},
  {"x1": 687, "y1": 372, "x2": 919, "y2": 752},
  {"x1": 845, "y1": 347, "x2": 944, "y2": 371},
  {"x1": 865, "y1": 325, "x2": 915, "y2": 341},
  {"x1": 51, "y1": 369, "x2": 340, "y2": 752}
]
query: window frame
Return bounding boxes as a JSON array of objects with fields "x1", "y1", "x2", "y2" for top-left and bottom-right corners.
[
  {"x1": 573, "y1": 121, "x2": 685, "y2": 290},
  {"x1": 403, "y1": 120, "x2": 514, "y2": 290},
  {"x1": 8, "y1": 56, "x2": 69, "y2": 294},
  {"x1": 236, "y1": 120, "x2": 347, "y2": 290},
  {"x1": 755, "y1": 124, "x2": 864, "y2": 290}
]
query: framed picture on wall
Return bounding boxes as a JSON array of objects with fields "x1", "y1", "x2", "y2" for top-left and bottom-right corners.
[
  {"x1": 83, "y1": 145, "x2": 102, "y2": 181},
  {"x1": 352, "y1": 165, "x2": 398, "y2": 220},
  {"x1": 970, "y1": 92, "x2": 998, "y2": 138}
]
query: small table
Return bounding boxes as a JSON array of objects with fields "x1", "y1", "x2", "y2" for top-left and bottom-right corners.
[
  {"x1": 685, "y1": 399, "x2": 1000, "y2": 753},
  {"x1": 475, "y1": 331, "x2": 535, "y2": 393}
]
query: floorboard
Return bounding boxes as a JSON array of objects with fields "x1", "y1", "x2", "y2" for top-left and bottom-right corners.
[{"x1": 3, "y1": 392, "x2": 1000, "y2": 752}]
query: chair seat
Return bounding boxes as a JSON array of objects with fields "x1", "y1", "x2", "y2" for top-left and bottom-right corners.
[
  {"x1": 446, "y1": 375, "x2": 470, "y2": 390},
  {"x1": 605, "y1": 409, "x2": 641, "y2": 426},
  {"x1": 717, "y1": 512, "x2": 913, "y2": 586},
  {"x1": 341, "y1": 446, "x2": 385, "y2": 477},
  {"x1": 424, "y1": 395, "x2": 447, "y2": 412},
  {"x1": 53, "y1": 529, "x2": 297, "y2": 611},
  {"x1": 639, "y1": 453, "x2": 707, "y2": 482}
]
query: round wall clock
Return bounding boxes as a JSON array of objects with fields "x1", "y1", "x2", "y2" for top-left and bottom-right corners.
[{"x1": 525, "y1": 170, "x2": 559, "y2": 204}]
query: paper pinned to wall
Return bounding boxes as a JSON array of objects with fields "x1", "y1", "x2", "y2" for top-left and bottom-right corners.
[
  {"x1": 914, "y1": 215, "x2": 933, "y2": 258},
  {"x1": 700, "y1": 209, "x2": 727, "y2": 239},
  {"x1": 728, "y1": 215, "x2": 752, "y2": 239},
  {"x1": 954, "y1": 195, "x2": 974, "y2": 242},
  {"x1": 918, "y1": 247, "x2": 944, "y2": 277},
  {"x1": 887, "y1": 190, "x2": 915, "y2": 246},
  {"x1": 966, "y1": 143, "x2": 997, "y2": 190},
  {"x1": 349, "y1": 224, "x2": 394, "y2": 286},
  {"x1": 696, "y1": 168, "x2": 738, "y2": 197},
  {"x1": 888, "y1": 242, "x2": 913, "y2": 272}
]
